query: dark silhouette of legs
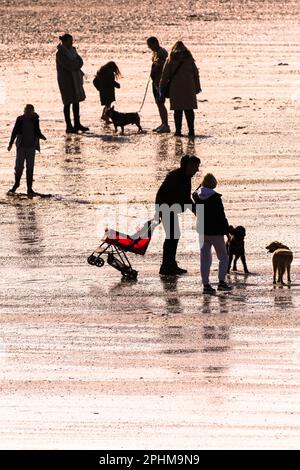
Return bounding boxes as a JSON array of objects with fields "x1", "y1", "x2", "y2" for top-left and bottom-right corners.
[
  {"x1": 157, "y1": 102, "x2": 168, "y2": 127},
  {"x1": 73, "y1": 102, "x2": 89, "y2": 132},
  {"x1": 25, "y1": 149, "x2": 35, "y2": 193},
  {"x1": 13, "y1": 147, "x2": 25, "y2": 190},
  {"x1": 174, "y1": 110, "x2": 183, "y2": 136},
  {"x1": 184, "y1": 110, "x2": 195, "y2": 136},
  {"x1": 160, "y1": 211, "x2": 181, "y2": 273},
  {"x1": 63, "y1": 104, "x2": 74, "y2": 132}
]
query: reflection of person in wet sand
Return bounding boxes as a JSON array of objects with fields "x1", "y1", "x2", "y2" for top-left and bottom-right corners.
[
  {"x1": 14, "y1": 204, "x2": 44, "y2": 257},
  {"x1": 7, "y1": 104, "x2": 46, "y2": 197},
  {"x1": 155, "y1": 154, "x2": 200, "y2": 275},
  {"x1": 160, "y1": 275, "x2": 183, "y2": 315}
]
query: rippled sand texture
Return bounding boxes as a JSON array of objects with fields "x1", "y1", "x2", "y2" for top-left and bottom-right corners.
[{"x1": 0, "y1": 0, "x2": 300, "y2": 449}]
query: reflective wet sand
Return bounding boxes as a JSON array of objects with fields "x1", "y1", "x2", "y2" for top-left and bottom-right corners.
[{"x1": 0, "y1": 0, "x2": 299, "y2": 449}]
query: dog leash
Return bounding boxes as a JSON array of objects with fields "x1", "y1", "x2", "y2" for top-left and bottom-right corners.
[{"x1": 137, "y1": 76, "x2": 151, "y2": 113}]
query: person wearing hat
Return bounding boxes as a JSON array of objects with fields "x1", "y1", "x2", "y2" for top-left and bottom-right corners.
[
  {"x1": 155, "y1": 154, "x2": 200, "y2": 275},
  {"x1": 193, "y1": 173, "x2": 232, "y2": 293},
  {"x1": 56, "y1": 33, "x2": 89, "y2": 133}
]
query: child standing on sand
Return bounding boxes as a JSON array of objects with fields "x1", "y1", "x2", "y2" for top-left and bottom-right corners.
[
  {"x1": 193, "y1": 173, "x2": 232, "y2": 294},
  {"x1": 93, "y1": 61, "x2": 121, "y2": 124},
  {"x1": 7, "y1": 104, "x2": 46, "y2": 196}
]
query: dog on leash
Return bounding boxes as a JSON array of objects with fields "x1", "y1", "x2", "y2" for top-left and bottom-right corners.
[
  {"x1": 266, "y1": 241, "x2": 293, "y2": 285},
  {"x1": 227, "y1": 225, "x2": 249, "y2": 273},
  {"x1": 107, "y1": 106, "x2": 142, "y2": 135}
]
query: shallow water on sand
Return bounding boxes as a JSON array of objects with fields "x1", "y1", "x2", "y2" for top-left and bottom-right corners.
[{"x1": 0, "y1": 0, "x2": 300, "y2": 449}]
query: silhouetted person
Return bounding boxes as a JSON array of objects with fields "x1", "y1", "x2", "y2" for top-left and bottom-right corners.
[
  {"x1": 193, "y1": 173, "x2": 232, "y2": 293},
  {"x1": 155, "y1": 154, "x2": 200, "y2": 275},
  {"x1": 56, "y1": 33, "x2": 89, "y2": 134},
  {"x1": 147, "y1": 36, "x2": 170, "y2": 133},
  {"x1": 160, "y1": 41, "x2": 201, "y2": 137},
  {"x1": 93, "y1": 61, "x2": 121, "y2": 124},
  {"x1": 7, "y1": 104, "x2": 46, "y2": 196}
]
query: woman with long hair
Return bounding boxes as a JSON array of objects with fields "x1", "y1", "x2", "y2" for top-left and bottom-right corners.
[
  {"x1": 93, "y1": 61, "x2": 121, "y2": 124},
  {"x1": 160, "y1": 41, "x2": 201, "y2": 137}
]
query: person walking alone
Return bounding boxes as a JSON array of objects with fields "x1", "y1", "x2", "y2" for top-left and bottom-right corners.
[
  {"x1": 7, "y1": 104, "x2": 46, "y2": 196},
  {"x1": 56, "y1": 33, "x2": 89, "y2": 134},
  {"x1": 147, "y1": 36, "x2": 170, "y2": 133},
  {"x1": 160, "y1": 41, "x2": 201, "y2": 137}
]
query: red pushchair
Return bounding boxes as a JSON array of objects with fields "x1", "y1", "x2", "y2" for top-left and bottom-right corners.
[{"x1": 87, "y1": 219, "x2": 160, "y2": 280}]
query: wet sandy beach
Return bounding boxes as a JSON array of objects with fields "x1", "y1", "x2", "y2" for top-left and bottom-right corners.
[{"x1": 0, "y1": 0, "x2": 300, "y2": 449}]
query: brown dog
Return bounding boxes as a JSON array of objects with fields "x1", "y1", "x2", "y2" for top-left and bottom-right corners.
[{"x1": 266, "y1": 241, "x2": 293, "y2": 285}]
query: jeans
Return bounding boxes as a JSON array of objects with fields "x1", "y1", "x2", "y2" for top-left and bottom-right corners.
[
  {"x1": 200, "y1": 235, "x2": 229, "y2": 285},
  {"x1": 174, "y1": 109, "x2": 195, "y2": 134},
  {"x1": 14, "y1": 147, "x2": 36, "y2": 191}
]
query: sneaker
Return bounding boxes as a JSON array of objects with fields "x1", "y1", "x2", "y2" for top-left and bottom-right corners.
[
  {"x1": 203, "y1": 284, "x2": 216, "y2": 294},
  {"x1": 153, "y1": 124, "x2": 163, "y2": 132},
  {"x1": 156, "y1": 125, "x2": 170, "y2": 134},
  {"x1": 217, "y1": 281, "x2": 232, "y2": 291},
  {"x1": 174, "y1": 132, "x2": 182, "y2": 137},
  {"x1": 175, "y1": 266, "x2": 187, "y2": 275}
]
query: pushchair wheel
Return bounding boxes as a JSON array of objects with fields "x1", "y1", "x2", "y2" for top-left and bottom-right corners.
[
  {"x1": 87, "y1": 255, "x2": 97, "y2": 265},
  {"x1": 95, "y1": 257, "x2": 105, "y2": 267}
]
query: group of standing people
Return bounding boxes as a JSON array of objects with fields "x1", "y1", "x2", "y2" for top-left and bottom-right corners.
[
  {"x1": 6, "y1": 34, "x2": 224, "y2": 294},
  {"x1": 6, "y1": 34, "x2": 201, "y2": 195},
  {"x1": 156, "y1": 155, "x2": 232, "y2": 293},
  {"x1": 147, "y1": 36, "x2": 201, "y2": 137},
  {"x1": 56, "y1": 33, "x2": 201, "y2": 136}
]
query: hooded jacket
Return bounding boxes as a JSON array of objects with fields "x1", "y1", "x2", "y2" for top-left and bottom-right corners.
[
  {"x1": 193, "y1": 187, "x2": 229, "y2": 235},
  {"x1": 9, "y1": 114, "x2": 45, "y2": 152}
]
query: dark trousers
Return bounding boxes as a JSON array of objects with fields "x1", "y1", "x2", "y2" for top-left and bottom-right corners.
[
  {"x1": 14, "y1": 147, "x2": 35, "y2": 191},
  {"x1": 174, "y1": 109, "x2": 195, "y2": 134},
  {"x1": 63, "y1": 102, "x2": 80, "y2": 129},
  {"x1": 161, "y1": 210, "x2": 181, "y2": 268}
]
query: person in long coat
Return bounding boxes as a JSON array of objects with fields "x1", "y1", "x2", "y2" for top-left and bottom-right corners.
[
  {"x1": 160, "y1": 41, "x2": 201, "y2": 137},
  {"x1": 56, "y1": 33, "x2": 89, "y2": 133}
]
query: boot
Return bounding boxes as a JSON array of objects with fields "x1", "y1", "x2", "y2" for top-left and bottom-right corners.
[
  {"x1": 73, "y1": 105, "x2": 89, "y2": 132},
  {"x1": 64, "y1": 105, "x2": 76, "y2": 133}
]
